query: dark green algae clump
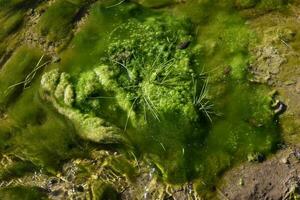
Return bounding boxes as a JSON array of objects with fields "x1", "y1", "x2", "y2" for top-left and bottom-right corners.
[
  {"x1": 0, "y1": 186, "x2": 48, "y2": 200},
  {"x1": 40, "y1": 13, "x2": 278, "y2": 184}
]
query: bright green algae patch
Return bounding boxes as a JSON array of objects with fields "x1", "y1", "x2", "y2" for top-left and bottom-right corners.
[
  {"x1": 55, "y1": 2, "x2": 147, "y2": 74},
  {"x1": 40, "y1": 2, "x2": 280, "y2": 186}
]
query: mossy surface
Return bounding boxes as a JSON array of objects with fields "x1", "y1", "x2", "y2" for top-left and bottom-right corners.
[
  {"x1": 37, "y1": 0, "x2": 87, "y2": 42},
  {"x1": 135, "y1": 0, "x2": 175, "y2": 8},
  {"x1": 0, "y1": 0, "x2": 39, "y2": 37},
  {"x1": 0, "y1": 47, "x2": 84, "y2": 173},
  {"x1": 0, "y1": 0, "x2": 287, "y2": 197},
  {"x1": 0, "y1": 46, "x2": 43, "y2": 107},
  {"x1": 0, "y1": 160, "x2": 37, "y2": 181},
  {"x1": 38, "y1": 2, "x2": 280, "y2": 186},
  {"x1": 0, "y1": 11, "x2": 23, "y2": 42},
  {"x1": 91, "y1": 182, "x2": 120, "y2": 200},
  {"x1": 0, "y1": 186, "x2": 48, "y2": 200},
  {"x1": 0, "y1": 0, "x2": 38, "y2": 13}
]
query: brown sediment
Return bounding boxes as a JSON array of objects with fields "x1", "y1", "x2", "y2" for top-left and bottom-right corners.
[
  {"x1": 220, "y1": 147, "x2": 300, "y2": 200},
  {"x1": 220, "y1": 3, "x2": 300, "y2": 199}
]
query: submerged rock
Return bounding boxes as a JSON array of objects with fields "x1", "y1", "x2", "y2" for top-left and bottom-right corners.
[
  {"x1": 177, "y1": 40, "x2": 191, "y2": 49},
  {"x1": 247, "y1": 152, "x2": 265, "y2": 163},
  {"x1": 271, "y1": 99, "x2": 287, "y2": 116}
]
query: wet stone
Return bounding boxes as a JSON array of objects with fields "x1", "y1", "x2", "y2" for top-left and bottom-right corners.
[
  {"x1": 51, "y1": 189, "x2": 63, "y2": 197},
  {"x1": 257, "y1": 154, "x2": 265, "y2": 163},
  {"x1": 47, "y1": 177, "x2": 59, "y2": 187},
  {"x1": 280, "y1": 157, "x2": 289, "y2": 164},
  {"x1": 294, "y1": 149, "x2": 300, "y2": 160},
  {"x1": 248, "y1": 153, "x2": 265, "y2": 163},
  {"x1": 52, "y1": 55, "x2": 61, "y2": 63},
  {"x1": 177, "y1": 40, "x2": 191, "y2": 49},
  {"x1": 76, "y1": 185, "x2": 84, "y2": 192},
  {"x1": 274, "y1": 101, "x2": 287, "y2": 116}
]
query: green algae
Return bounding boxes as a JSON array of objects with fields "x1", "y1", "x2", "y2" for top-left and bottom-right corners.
[
  {"x1": 37, "y1": 0, "x2": 87, "y2": 42},
  {"x1": 0, "y1": 186, "x2": 48, "y2": 200},
  {"x1": 7, "y1": 106, "x2": 83, "y2": 171},
  {"x1": 40, "y1": 69, "x2": 127, "y2": 144},
  {"x1": 37, "y1": 1, "x2": 280, "y2": 188},
  {"x1": 54, "y1": 2, "x2": 146, "y2": 74},
  {"x1": 235, "y1": 0, "x2": 290, "y2": 10},
  {"x1": 0, "y1": 46, "x2": 44, "y2": 107},
  {"x1": 0, "y1": 48, "x2": 84, "y2": 172},
  {"x1": 40, "y1": 13, "x2": 210, "y2": 183},
  {"x1": 0, "y1": 0, "x2": 39, "y2": 39},
  {"x1": 0, "y1": 0, "x2": 287, "y2": 197},
  {"x1": 0, "y1": 160, "x2": 37, "y2": 181},
  {"x1": 256, "y1": 0, "x2": 290, "y2": 11},
  {"x1": 91, "y1": 182, "x2": 120, "y2": 200},
  {"x1": 134, "y1": 0, "x2": 175, "y2": 8},
  {"x1": 2, "y1": 80, "x2": 85, "y2": 171},
  {"x1": 0, "y1": 0, "x2": 38, "y2": 14},
  {"x1": 0, "y1": 11, "x2": 23, "y2": 42}
]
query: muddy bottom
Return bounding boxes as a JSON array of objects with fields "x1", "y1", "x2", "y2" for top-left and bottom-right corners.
[{"x1": 220, "y1": 146, "x2": 300, "y2": 200}]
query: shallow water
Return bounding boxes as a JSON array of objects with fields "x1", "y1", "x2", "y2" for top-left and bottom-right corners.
[
  {"x1": 0, "y1": 0, "x2": 284, "y2": 196},
  {"x1": 57, "y1": 0, "x2": 279, "y2": 185}
]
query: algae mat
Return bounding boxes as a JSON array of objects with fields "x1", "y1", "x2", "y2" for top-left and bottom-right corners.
[{"x1": 0, "y1": 0, "x2": 292, "y2": 199}]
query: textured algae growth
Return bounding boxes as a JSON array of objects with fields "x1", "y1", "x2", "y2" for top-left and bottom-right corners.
[
  {"x1": 41, "y1": 5, "x2": 279, "y2": 185},
  {"x1": 0, "y1": 0, "x2": 288, "y2": 198},
  {"x1": 41, "y1": 15, "x2": 210, "y2": 183}
]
